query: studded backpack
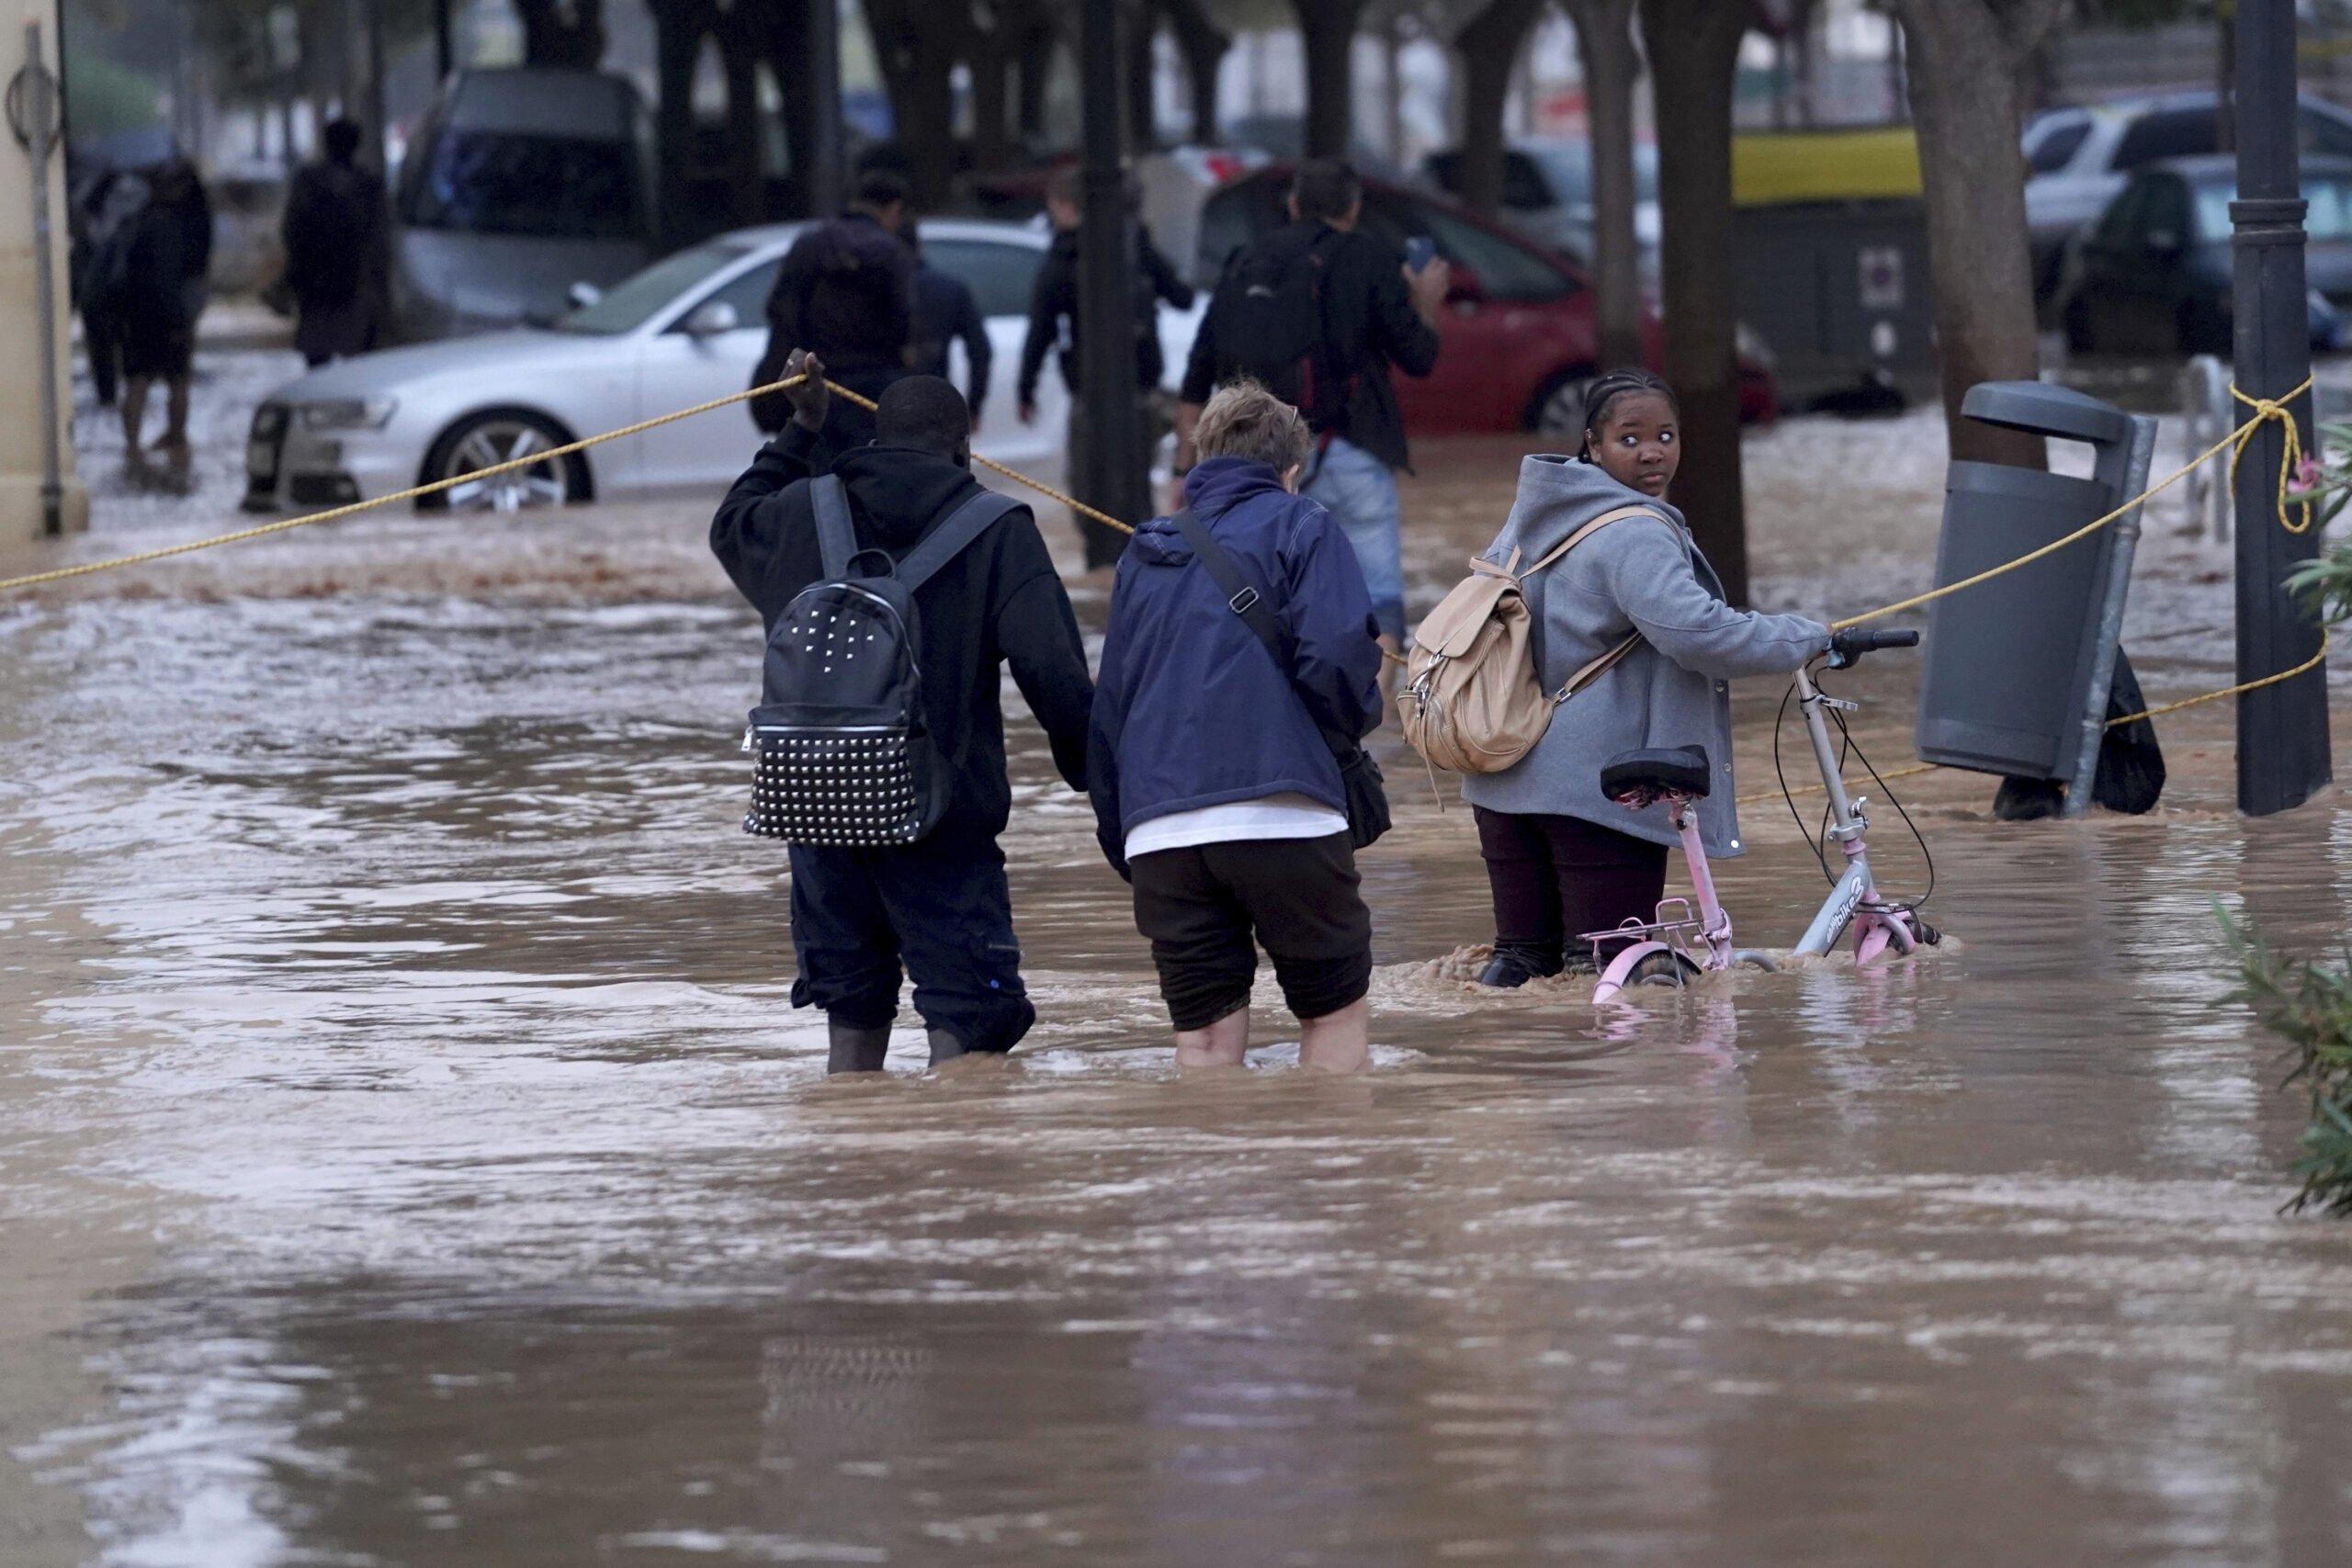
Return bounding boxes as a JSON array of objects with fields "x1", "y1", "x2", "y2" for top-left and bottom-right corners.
[{"x1": 742, "y1": 474, "x2": 1022, "y2": 846}]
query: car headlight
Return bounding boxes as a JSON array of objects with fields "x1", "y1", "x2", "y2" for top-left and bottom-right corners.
[{"x1": 297, "y1": 396, "x2": 398, "y2": 431}]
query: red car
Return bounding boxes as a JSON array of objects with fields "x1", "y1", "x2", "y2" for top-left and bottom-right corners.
[{"x1": 1193, "y1": 165, "x2": 1777, "y2": 434}]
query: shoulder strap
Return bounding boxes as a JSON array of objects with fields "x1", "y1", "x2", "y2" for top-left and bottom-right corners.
[
  {"x1": 1520, "y1": 504, "x2": 1668, "y2": 581},
  {"x1": 1169, "y1": 507, "x2": 1287, "y2": 657},
  {"x1": 893, "y1": 488, "x2": 1023, "y2": 593},
  {"x1": 808, "y1": 475, "x2": 856, "y2": 581}
]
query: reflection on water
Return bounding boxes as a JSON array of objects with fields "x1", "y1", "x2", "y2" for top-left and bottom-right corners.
[{"x1": 6, "y1": 589, "x2": 2352, "y2": 1566}]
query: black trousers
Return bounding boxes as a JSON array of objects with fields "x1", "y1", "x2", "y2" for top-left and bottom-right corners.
[
  {"x1": 787, "y1": 832, "x2": 1035, "y2": 1054},
  {"x1": 1474, "y1": 807, "x2": 1668, "y2": 969},
  {"x1": 1130, "y1": 832, "x2": 1373, "y2": 1031}
]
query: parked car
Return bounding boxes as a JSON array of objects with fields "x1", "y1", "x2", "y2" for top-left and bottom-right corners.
[
  {"x1": 2024, "y1": 90, "x2": 2352, "y2": 301},
  {"x1": 390, "y1": 68, "x2": 657, "y2": 343},
  {"x1": 1193, "y1": 164, "x2": 1775, "y2": 434},
  {"x1": 2054, "y1": 153, "x2": 2352, "y2": 357},
  {"x1": 1420, "y1": 139, "x2": 1660, "y2": 269},
  {"x1": 244, "y1": 219, "x2": 1195, "y2": 513}
]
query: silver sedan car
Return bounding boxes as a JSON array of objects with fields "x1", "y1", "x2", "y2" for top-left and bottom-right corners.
[{"x1": 243, "y1": 218, "x2": 1203, "y2": 513}]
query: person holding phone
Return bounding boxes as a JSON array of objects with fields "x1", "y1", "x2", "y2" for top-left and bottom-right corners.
[{"x1": 1177, "y1": 159, "x2": 1450, "y2": 692}]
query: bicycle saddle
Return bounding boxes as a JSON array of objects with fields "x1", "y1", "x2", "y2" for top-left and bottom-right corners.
[{"x1": 1600, "y1": 745, "x2": 1712, "y2": 806}]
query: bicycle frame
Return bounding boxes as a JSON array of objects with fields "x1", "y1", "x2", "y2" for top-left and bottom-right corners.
[{"x1": 1586, "y1": 660, "x2": 1925, "y2": 1005}]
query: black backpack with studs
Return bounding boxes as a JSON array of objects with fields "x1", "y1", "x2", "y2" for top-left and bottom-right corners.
[{"x1": 743, "y1": 474, "x2": 1021, "y2": 846}]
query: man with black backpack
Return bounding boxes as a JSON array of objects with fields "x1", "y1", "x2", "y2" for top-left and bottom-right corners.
[
  {"x1": 711, "y1": 354, "x2": 1094, "y2": 1074},
  {"x1": 1176, "y1": 158, "x2": 1449, "y2": 678}
]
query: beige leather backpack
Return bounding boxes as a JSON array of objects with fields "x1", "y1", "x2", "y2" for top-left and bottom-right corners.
[{"x1": 1399, "y1": 505, "x2": 1661, "y2": 774}]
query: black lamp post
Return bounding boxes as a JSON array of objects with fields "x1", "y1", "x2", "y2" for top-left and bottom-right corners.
[
  {"x1": 1076, "y1": 0, "x2": 1146, "y2": 540},
  {"x1": 2233, "y1": 0, "x2": 2331, "y2": 815}
]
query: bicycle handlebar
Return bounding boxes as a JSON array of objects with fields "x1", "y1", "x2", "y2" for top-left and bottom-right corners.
[{"x1": 1826, "y1": 627, "x2": 1920, "y2": 668}]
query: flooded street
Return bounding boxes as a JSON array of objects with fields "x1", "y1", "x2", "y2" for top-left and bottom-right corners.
[{"x1": 7, "y1": 391, "x2": 2352, "y2": 1563}]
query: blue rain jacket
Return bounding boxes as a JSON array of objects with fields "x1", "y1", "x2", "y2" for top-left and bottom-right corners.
[{"x1": 1088, "y1": 457, "x2": 1385, "y2": 876}]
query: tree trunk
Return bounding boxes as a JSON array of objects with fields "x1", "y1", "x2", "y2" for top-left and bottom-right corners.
[
  {"x1": 863, "y1": 0, "x2": 961, "y2": 208},
  {"x1": 512, "y1": 0, "x2": 606, "y2": 70},
  {"x1": 1562, "y1": 0, "x2": 1643, "y2": 370},
  {"x1": 649, "y1": 0, "x2": 707, "y2": 246},
  {"x1": 718, "y1": 15, "x2": 763, "y2": 225},
  {"x1": 1162, "y1": 0, "x2": 1227, "y2": 143},
  {"x1": 1126, "y1": 5, "x2": 1158, "y2": 151},
  {"x1": 1637, "y1": 0, "x2": 1749, "y2": 604},
  {"x1": 1014, "y1": 15, "x2": 1057, "y2": 141},
  {"x1": 1889, "y1": 0, "x2": 2071, "y2": 469},
  {"x1": 967, "y1": 10, "x2": 1012, "y2": 172},
  {"x1": 1452, "y1": 0, "x2": 1545, "y2": 217},
  {"x1": 1290, "y1": 0, "x2": 1367, "y2": 159}
]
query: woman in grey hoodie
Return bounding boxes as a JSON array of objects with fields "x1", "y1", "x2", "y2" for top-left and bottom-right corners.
[{"x1": 1465, "y1": 370, "x2": 1831, "y2": 987}]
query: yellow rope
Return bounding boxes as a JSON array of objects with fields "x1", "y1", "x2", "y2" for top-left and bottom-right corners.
[
  {"x1": 2233, "y1": 378, "x2": 2318, "y2": 535},
  {"x1": 1734, "y1": 633, "x2": 2334, "y2": 808},
  {"x1": 1829, "y1": 374, "x2": 2314, "y2": 631}
]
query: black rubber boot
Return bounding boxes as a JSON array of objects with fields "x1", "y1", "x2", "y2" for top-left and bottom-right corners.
[
  {"x1": 926, "y1": 1028, "x2": 970, "y2": 1069},
  {"x1": 1478, "y1": 945, "x2": 1566, "y2": 988},
  {"x1": 826, "y1": 1018, "x2": 891, "y2": 1074}
]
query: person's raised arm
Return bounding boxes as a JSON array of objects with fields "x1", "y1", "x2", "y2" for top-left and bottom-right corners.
[
  {"x1": 710, "y1": 351, "x2": 841, "y2": 605},
  {"x1": 1591, "y1": 519, "x2": 1829, "y2": 679}
]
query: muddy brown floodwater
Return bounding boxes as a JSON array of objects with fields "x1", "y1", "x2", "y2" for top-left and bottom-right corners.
[{"x1": 6, "y1": 416, "x2": 2352, "y2": 1565}]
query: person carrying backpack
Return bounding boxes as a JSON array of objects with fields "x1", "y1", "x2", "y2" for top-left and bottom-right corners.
[
  {"x1": 712, "y1": 355, "x2": 1094, "y2": 1073},
  {"x1": 1458, "y1": 369, "x2": 1828, "y2": 988},
  {"x1": 1175, "y1": 158, "x2": 1449, "y2": 677},
  {"x1": 1088, "y1": 382, "x2": 1385, "y2": 1073}
]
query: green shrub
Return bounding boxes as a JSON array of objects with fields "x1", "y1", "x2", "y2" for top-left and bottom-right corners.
[{"x1": 2222, "y1": 905, "x2": 2352, "y2": 1215}]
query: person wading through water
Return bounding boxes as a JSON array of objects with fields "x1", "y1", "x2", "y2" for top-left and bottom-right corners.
[
  {"x1": 1462, "y1": 369, "x2": 1829, "y2": 988},
  {"x1": 711, "y1": 354, "x2": 1094, "y2": 1071}
]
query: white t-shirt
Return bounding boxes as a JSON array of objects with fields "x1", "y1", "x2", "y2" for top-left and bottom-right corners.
[{"x1": 1124, "y1": 792, "x2": 1348, "y2": 860}]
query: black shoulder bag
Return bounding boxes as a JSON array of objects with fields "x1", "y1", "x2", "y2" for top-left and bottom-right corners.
[{"x1": 1168, "y1": 508, "x2": 1390, "y2": 850}]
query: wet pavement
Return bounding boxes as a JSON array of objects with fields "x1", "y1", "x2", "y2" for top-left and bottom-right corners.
[{"x1": 6, "y1": 399, "x2": 2352, "y2": 1564}]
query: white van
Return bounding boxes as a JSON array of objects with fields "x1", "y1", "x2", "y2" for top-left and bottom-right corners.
[{"x1": 390, "y1": 68, "x2": 655, "y2": 342}]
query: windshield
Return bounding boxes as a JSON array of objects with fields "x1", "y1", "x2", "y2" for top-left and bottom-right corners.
[
  {"x1": 559, "y1": 242, "x2": 750, "y2": 334},
  {"x1": 401, "y1": 130, "x2": 643, "y2": 240},
  {"x1": 2195, "y1": 177, "x2": 2352, "y2": 243}
]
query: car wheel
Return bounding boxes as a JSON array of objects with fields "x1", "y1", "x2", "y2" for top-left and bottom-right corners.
[
  {"x1": 1531, "y1": 369, "x2": 1598, "y2": 437},
  {"x1": 419, "y1": 409, "x2": 589, "y2": 513}
]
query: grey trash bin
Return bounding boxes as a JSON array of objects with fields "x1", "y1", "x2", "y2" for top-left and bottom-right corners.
[{"x1": 1914, "y1": 382, "x2": 2145, "y2": 781}]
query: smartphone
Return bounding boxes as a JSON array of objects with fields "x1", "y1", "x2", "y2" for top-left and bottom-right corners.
[{"x1": 1405, "y1": 235, "x2": 1438, "y2": 274}]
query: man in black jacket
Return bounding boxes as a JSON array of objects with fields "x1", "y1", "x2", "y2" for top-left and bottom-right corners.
[
  {"x1": 1016, "y1": 164, "x2": 1194, "y2": 570},
  {"x1": 1177, "y1": 158, "x2": 1447, "y2": 669},
  {"x1": 712, "y1": 354, "x2": 1094, "y2": 1073}
]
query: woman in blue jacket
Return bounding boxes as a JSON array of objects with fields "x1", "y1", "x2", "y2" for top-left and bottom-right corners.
[{"x1": 1089, "y1": 383, "x2": 1385, "y2": 1071}]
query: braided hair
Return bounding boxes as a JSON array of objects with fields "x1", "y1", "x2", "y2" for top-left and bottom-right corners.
[{"x1": 1577, "y1": 368, "x2": 1679, "y2": 461}]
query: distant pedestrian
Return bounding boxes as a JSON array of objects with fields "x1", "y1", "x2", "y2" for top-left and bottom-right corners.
[
  {"x1": 116, "y1": 160, "x2": 211, "y2": 460},
  {"x1": 1463, "y1": 370, "x2": 1828, "y2": 988},
  {"x1": 1087, "y1": 381, "x2": 1385, "y2": 1073},
  {"x1": 1016, "y1": 164, "x2": 1195, "y2": 570},
  {"x1": 710, "y1": 354, "x2": 1094, "y2": 1073},
  {"x1": 1178, "y1": 157, "x2": 1448, "y2": 682},
  {"x1": 749, "y1": 169, "x2": 917, "y2": 444},
  {"x1": 909, "y1": 230, "x2": 991, "y2": 427},
  {"x1": 74, "y1": 165, "x2": 150, "y2": 408},
  {"x1": 281, "y1": 119, "x2": 386, "y2": 368}
]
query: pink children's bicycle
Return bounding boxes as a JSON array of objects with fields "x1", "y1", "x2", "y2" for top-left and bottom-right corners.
[{"x1": 1583, "y1": 628, "x2": 1939, "y2": 1004}]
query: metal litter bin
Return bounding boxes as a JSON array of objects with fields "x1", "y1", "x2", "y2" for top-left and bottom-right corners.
[{"x1": 1914, "y1": 382, "x2": 2155, "y2": 791}]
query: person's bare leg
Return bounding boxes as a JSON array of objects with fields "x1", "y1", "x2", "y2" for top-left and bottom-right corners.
[
  {"x1": 1296, "y1": 997, "x2": 1370, "y2": 1073},
  {"x1": 120, "y1": 377, "x2": 150, "y2": 457},
  {"x1": 1173, "y1": 1006, "x2": 1250, "y2": 1070},
  {"x1": 158, "y1": 376, "x2": 192, "y2": 451}
]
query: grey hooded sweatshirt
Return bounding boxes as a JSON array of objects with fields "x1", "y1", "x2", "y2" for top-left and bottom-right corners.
[{"x1": 1457, "y1": 454, "x2": 1829, "y2": 856}]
